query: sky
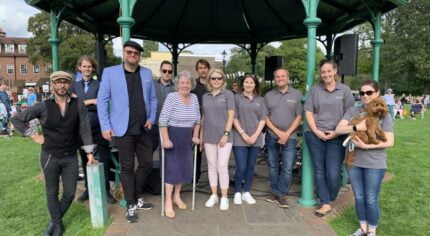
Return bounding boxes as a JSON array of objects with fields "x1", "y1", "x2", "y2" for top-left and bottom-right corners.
[{"x1": 0, "y1": 0, "x2": 238, "y2": 60}]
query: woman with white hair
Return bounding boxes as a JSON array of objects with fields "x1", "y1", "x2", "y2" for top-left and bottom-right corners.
[{"x1": 159, "y1": 70, "x2": 201, "y2": 219}]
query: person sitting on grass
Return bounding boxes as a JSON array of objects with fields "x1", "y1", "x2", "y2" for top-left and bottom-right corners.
[{"x1": 410, "y1": 98, "x2": 425, "y2": 120}]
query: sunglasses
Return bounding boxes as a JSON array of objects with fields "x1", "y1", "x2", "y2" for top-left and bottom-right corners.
[
  {"x1": 210, "y1": 77, "x2": 223, "y2": 81},
  {"x1": 359, "y1": 90, "x2": 376, "y2": 96},
  {"x1": 125, "y1": 50, "x2": 140, "y2": 56},
  {"x1": 162, "y1": 69, "x2": 173, "y2": 74}
]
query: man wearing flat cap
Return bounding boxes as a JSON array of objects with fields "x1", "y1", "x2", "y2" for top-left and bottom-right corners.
[
  {"x1": 98, "y1": 40, "x2": 157, "y2": 223},
  {"x1": 12, "y1": 71, "x2": 96, "y2": 236}
]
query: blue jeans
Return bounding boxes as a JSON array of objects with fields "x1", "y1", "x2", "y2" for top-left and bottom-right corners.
[
  {"x1": 304, "y1": 131, "x2": 345, "y2": 205},
  {"x1": 348, "y1": 166, "x2": 386, "y2": 228},
  {"x1": 265, "y1": 132, "x2": 297, "y2": 197},
  {"x1": 233, "y1": 146, "x2": 260, "y2": 193}
]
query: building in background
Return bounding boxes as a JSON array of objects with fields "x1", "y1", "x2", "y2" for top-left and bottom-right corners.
[
  {"x1": 0, "y1": 28, "x2": 50, "y2": 102},
  {"x1": 141, "y1": 51, "x2": 223, "y2": 78}
]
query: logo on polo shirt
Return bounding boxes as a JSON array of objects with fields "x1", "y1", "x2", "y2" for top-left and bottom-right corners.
[
  {"x1": 286, "y1": 99, "x2": 297, "y2": 104},
  {"x1": 254, "y1": 103, "x2": 261, "y2": 106},
  {"x1": 336, "y1": 96, "x2": 344, "y2": 100},
  {"x1": 217, "y1": 98, "x2": 226, "y2": 102}
]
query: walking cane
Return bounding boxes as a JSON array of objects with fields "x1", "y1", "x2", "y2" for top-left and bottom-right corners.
[
  {"x1": 192, "y1": 144, "x2": 198, "y2": 211},
  {"x1": 160, "y1": 133, "x2": 165, "y2": 217}
]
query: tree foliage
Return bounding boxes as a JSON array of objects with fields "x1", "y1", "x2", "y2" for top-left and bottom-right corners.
[
  {"x1": 351, "y1": 0, "x2": 430, "y2": 95},
  {"x1": 225, "y1": 39, "x2": 325, "y2": 93},
  {"x1": 27, "y1": 12, "x2": 121, "y2": 74},
  {"x1": 142, "y1": 40, "x2": 159, "y2": 57}
]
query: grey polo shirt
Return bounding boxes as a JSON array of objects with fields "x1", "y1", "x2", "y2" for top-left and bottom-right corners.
[
  {"x1": 264, "y1": 87, "x2": 303, "y2": 139},
  {"x1": 342, "y1": 106, "x2": 393, "y2": 169},
  {"x1": 202, "y1": 89, "x2": 235, "y2": 144},
  {"x1": 304, "y1": 82, "x2": 354, "y2": 131},
  {"x1": 154, "y1": 79, "x2": 175, "y2": 124},
  {"x1": 233, "y1": 94, "x2": 267, "y2": 147}
]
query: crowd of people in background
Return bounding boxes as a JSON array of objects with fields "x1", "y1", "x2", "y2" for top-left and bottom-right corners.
[{"x1": 2, "y1": 39, "x2": 429, "y2": 236}]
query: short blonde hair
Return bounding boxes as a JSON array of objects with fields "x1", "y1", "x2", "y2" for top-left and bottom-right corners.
[
  {"x1": 206, "y1": 69, "x2": 226, "y2": 91},
  {"x1": 175, "y1": 70, "x2": 196, "y2": 91}
]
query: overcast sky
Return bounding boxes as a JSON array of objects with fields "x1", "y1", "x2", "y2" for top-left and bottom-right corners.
[{"x1": 0, "y1": 0, "x2": 238, "y2": 60}]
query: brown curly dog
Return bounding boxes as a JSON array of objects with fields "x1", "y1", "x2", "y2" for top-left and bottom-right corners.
[{"x1": 345, "y1": 97, "x2": 388, "y2": 168}]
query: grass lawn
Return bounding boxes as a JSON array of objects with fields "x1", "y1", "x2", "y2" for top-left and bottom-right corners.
[
  {"x1": 0, "y1": 136, "x2": 108, "y2": 236},
  {"x1": 330, "y1": 112, "x2": 430, "y2": 235}
]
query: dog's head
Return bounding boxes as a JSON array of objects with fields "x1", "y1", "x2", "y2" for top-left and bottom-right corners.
[{"x1": 365, "y1": 97, "x2": 389, "y2": 118}]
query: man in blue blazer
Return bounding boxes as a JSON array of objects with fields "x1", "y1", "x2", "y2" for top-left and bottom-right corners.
[{"x1": 97, "y1": 41, "x2": 157, "y2": 223}]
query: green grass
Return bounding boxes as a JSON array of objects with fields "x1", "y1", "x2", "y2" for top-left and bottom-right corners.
[
  {"x1": 330, "y1": 113, "x2": 430, "y2": 235},
  {"x1": 0, "y1": 136, "x2": 108, "y2": 236}
]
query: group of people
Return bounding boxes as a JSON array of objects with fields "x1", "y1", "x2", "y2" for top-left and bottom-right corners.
[
  {"x1": 384, "y1": 89, "x2": 427, "y2": 120},
  {"x1": 9, "y1": 40, "x2": 394, "y2": 236}
]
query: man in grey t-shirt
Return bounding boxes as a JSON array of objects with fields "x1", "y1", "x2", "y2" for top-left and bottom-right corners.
[
  {"x1": 152, "y1": 60, "x2": 175, "y2": 151},
  {"x1": 264, "y1": 68, "x2": 303, "y2": 208}
]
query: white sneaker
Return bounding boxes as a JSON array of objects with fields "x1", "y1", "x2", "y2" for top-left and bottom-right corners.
[
  {"x1": 205, "y1": 194, "x2": 219, "y2": 208},
  {"x1": 242, "y1": 192, "x2": 256, "y2": 204},
  {"x1": 220, "y1": 197, "x2": 229, "y2": 210},
  {"x1": 234, "y1": 192, "x2": 242, "y2": 205}
]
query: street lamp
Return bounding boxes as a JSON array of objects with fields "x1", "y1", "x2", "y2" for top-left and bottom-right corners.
[{"x1": 221, "y1": 50, "x2": 227, "y2": 73}]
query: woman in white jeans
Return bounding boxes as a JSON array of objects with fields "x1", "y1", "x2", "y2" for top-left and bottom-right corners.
[{"x1": 201, "y1": 69, "x2": 235, "y2": 210}]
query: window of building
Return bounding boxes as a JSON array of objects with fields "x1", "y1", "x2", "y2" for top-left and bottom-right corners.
[
  {"x1": 20, "y1": 64, "x2": 28, "y2": 74},
  {"x1": 45, "y1": 65, "x2": 52, "y2": 73},
  {"x1": 7, "y1": 64, "x2": 14, "y2": 74},
  {"x1": 18, "y1": 45, "x2": 27, "y2": 54},
  {"x1": 5, "y1": 44, "x2": 14, "y2": 53},
  {"x1": 33, "y1": 65, "x2": 40, "y2": 74}
]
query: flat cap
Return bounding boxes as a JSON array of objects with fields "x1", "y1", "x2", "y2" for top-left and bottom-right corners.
[
  {"x1": 123, "y1": 40, "x2": 144, "y2": 52},
  {"x1": 50, "y1": 71, "x2": 73, "y2": 82}
]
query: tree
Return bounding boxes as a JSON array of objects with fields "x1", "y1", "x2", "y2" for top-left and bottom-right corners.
[
  {"x1": 142, "y1": 40, "x2": 159, "y2": 57},
  {"x1": 27, "y1": 12, "x2": 121, "y2": 74}
]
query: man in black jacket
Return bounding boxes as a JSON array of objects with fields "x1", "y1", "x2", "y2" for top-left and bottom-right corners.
[
  {"x1": 69, "y1": 55, "x2": 115, "y2": 204},
  {"x1": 12, "y1": 71, "x2": 96, "y2": 236}
]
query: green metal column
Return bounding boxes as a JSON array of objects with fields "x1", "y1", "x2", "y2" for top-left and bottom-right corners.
[
  {"x1": 299, "y1": 0, "x2": 320, "y2": 207},
  {"x1": 371, "y1": 11, "x2": 383, "y2": 82},
  {"x1": 49, "y1": 11, "x2": 60, "y2": 72},
  {"x1": 87, "y1": 163, "x2": 109, "y2": 227},
  {"x1": 117, "y1": 0, "x2": 137, "y2": 44}
]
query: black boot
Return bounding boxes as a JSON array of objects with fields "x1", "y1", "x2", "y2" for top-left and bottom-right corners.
[
  {"x1": 43, "y1": 221, "x2": 54, "y2": 236},
  {"x1": 51, "y1": 221, "x2": 64, "y2": 236},
  {"x1": 106, "y1": 192, "x2": 116, "y2": 204},
  {"x1": 77, "y1": 190, "x2": 89, "y2": 203}
]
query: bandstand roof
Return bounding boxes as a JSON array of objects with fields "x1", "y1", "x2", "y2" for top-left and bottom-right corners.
[{"x1": 25, "y1": 0, "x2": 406, "y2": 44}]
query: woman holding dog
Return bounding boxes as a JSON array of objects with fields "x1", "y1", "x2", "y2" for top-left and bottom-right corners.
[
  {"x1": 335, "y1": 80, "x2": 394, "y2": 236},
  {"x1": 304, "y1": 59, "x2": 354, "y2": 216}
]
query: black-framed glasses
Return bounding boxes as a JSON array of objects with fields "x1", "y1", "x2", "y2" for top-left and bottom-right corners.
[
  {"x1": 162, "y1": 69, "x2": 173, "y2": 74},
  {"x1": 359, "y1": 90, "x2": 376, "y2": 96},
  {"x1": 125, "y1": 50, "x2": 140, "y2": 56},
  {"x1": 210, "y1": 77, "x2": 223, "y2": 81},
  {"x1": 53, "y1": 80, "x2": 71, "y2": 86}
]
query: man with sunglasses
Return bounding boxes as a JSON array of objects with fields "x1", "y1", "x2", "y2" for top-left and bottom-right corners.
[
  {"x1": 152, "y1": 61, "x2": 175, "y2": 151},
  {"x1": 12, "y1": 71, "x2": 96, "y2": 236},
  {"x1": 98, "y1": 40, "x2": 157, "y2": 223}
]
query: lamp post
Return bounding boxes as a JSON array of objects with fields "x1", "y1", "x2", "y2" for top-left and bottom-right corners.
[{"x1": 221, "y1": 50, "x2": 227, "y2": 73}]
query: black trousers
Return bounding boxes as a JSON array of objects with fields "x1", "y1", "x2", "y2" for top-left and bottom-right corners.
[
  {"x1": 115, "y1": 132, "x2": 153, "y2": 205},
  {"x1": 40, "y1": 150, "x2": 78, "y2": 224},
  {"x1": 79, "y1": 133, "x2": 111, "y2": 191}
]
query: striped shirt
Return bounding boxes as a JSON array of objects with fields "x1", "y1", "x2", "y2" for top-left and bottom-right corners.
[{"x1": 159, "y1": 92, "x2": 200, "y2": 128}]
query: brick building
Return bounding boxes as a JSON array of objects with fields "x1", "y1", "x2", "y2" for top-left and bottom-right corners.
[{"x1": 0, "y1": 28, "x2": 50, "y2": 101}]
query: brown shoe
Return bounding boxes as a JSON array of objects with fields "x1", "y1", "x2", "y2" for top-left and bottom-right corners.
[
  {"x1": 315, "y1": 205, "x2": 332, "y2": 217},
  {"x1": 276, "y1": 196, "x2": 290, "y2": 208},
  {"x1": 265, "y1": 193, "x2": 278, "y2": 203}
]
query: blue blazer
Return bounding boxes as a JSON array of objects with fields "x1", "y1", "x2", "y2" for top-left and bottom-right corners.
[{"x1": 97, "y1": 64, "x2": 157, "y2": 137}]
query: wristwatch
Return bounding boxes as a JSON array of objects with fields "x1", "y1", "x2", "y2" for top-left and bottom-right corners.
[{"x1": 223, "y1": 131, "x2": 230, "y2": 136}]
